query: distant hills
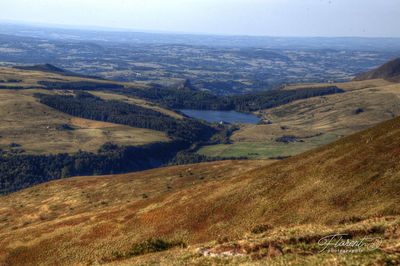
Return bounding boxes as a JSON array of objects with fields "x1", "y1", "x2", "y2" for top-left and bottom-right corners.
[
  {"x1": 354, "y1": 57, "x2": 400, "y2": 82},
  {"x1": 2, "y1": 23, "x2": 400, "y2": 50}
]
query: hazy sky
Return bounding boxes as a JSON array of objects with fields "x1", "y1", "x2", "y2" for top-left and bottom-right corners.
[{"x1": 0, "y1": 0, "x2": 399, "y2": 37}]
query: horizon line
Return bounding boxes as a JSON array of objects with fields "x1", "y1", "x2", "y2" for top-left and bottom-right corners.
[{"x1": 1, "y1": 19, "x2": 400, "y2": 40}]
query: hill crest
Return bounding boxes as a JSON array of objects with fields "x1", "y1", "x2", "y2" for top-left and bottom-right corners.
[
  {"x1": 13, "y1": 64, "x2": 102, "y2": 79},
  {"x1": 14, "y1": 64, "x2": 67, "y2": 73},
  {"x1": 354, "y1": 57, "x2": 400, "y2": 82}
]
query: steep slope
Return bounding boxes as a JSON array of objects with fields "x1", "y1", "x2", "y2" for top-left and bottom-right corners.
[
  {"x1": 1, "y1": 116, "x2": 399, "y2": 265},
  {"x1": 354, "y1": 57, "x2": 400, "y2": 82},
  {"x1": 0, "y1": 160, "x2": 272, "y2": 265}
]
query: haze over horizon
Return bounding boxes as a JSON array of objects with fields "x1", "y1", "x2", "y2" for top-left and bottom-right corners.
[{"x1": 0, "y1": 0, "x2": 399, "y2": 38}]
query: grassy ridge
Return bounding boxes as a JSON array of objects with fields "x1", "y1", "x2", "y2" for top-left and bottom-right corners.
[
  {"x1": 353, "y1": 57, "x2": 400, "y2": 82},
  {"x1": 0, "y1": 66, "x2": 148, "y2": 89}
]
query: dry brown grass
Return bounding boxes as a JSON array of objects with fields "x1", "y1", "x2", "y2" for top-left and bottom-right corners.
[
  {"x1": 0, "y1": 160, "x2": 271, "y2": 265},
  {"x1": 70, "y1": 117, "x2": 121, "y2": 129},
  {"x1": 116, "y1": 215, "x2": 400, "y2": 265}
]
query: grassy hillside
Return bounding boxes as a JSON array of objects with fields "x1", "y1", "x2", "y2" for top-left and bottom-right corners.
[
  {"x1": 0, "y1": 89, "x2": 169, "y2": 155},
  {"x1": 0, "y1": 64, "x2": 184, "y2": 121},
  {"x1": 1, "y1": 115, "x2": 399, "y2": 265},
  {"x1": 262, "y1": 81, "x2": 400, "y2": 136},
  {"x1": 353, "y1": 57, "x2": 400, "y2": 82},
  {"x1": 0, "y1": 160, "x2": 272, "y2": 265},
  {"x1": 282, "y1": 78, "x2": 394, "y2": 91},
  {"x1": 0, "y1": 66, "x2": 148, "y2": 89}
]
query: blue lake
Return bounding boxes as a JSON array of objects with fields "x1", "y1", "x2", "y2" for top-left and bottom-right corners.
[{"x1": 180, "y1": 109, "x2": 260, "y2": 124}]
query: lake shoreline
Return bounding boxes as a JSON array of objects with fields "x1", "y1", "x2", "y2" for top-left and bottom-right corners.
[{"x1": 180, "y1": 109, "x2": 260, "y2": 124}]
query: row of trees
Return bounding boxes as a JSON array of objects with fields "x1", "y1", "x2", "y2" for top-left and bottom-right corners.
[
  {"x1": 35, "y1": 91, "x2": 216, "y2": 143},
  {"x1": 38, "y1": 80, "x2": 124, "y2": 91},
  {"x1": 0, "y1": 141, "x2": 187, "y2": 194},
  {"x1": 116, "y1": 84, "x2": 344, "y2": 112}
]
